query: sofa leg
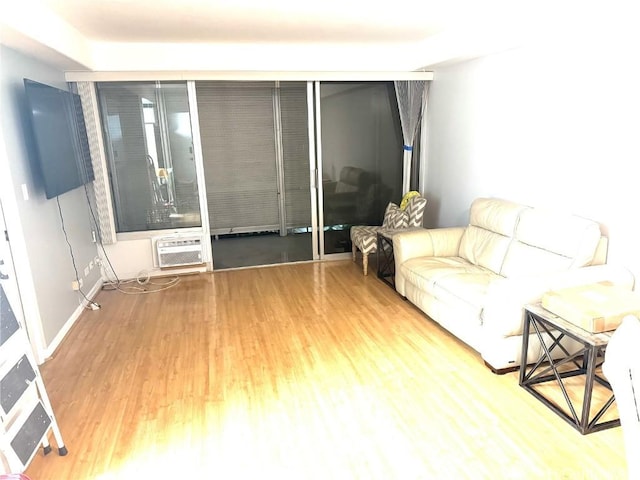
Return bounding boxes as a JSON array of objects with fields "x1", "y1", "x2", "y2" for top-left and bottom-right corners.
[
  {"x1": 484, "y1": 361, "x2": 520, "y2": 375},
  {"x1": 352, "y1": 244, "x2": 357, "y2": 262},
  {"x1": 363, "y1": 253, "x2": 369, "y2": 276}
]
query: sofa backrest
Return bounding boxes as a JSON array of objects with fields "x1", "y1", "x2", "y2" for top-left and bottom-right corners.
[
  {"x1": 335, "y1": 166, "x2": 373, "y2": 193},
  {"x1": 458, "y1": 197, "x2": 603, "y2": 278},
  {"x1": 500, "y1": 207, "x2": 602, "y2": 277},
  {"x1": 458, "y1": 198, "x2": 528, "y2": 274}
]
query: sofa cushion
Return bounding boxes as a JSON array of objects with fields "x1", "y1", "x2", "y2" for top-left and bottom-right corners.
[
  {"x1": 458, "y1": 198, "x2": 529, "y2": 275},
  {"x1": 459, "y1": 226, "x2": 512, "y2": 275},
  {"x1": 382, "y1": 203, "x2": 409, "y2": 229},
  {"x1": 432, "y1": 271, "x2": 502, "y2": 317},
  {"x1": 406, "y1": 196, "x2": 427, "y2": 228},
  {"x1": 468, "y1": 198, "x2": 528, "y2": 236},
  {"x1": 400, "y1": 256, "x2": 493, "y2": 297},
  {"x1": 335, "y1": 166, "x2": 372, "y2": 192},
  {"x1": 500, "y1": 242, "x2": 574, "y2": 277},
  {"x1": 500, "y1": 208, "x2": 602, "y2": 277},
  {"x1": 350, "y1": 225, "x2": 383, "y2": 254}
]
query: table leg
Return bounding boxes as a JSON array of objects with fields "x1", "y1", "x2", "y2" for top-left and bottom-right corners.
[
  {"x1": 580, "y1": 345, "x2": 597, "y2": 432},
  {"x1": 519, "y1": 311, "x2": 531, "y2": 385}
]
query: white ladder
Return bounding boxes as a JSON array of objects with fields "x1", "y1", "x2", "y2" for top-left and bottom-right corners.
[{"x1": 0, "y1": 285, "x2": 66, "y2": 474}]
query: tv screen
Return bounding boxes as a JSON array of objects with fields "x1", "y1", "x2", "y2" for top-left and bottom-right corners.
[{"x1": 23, "y1": 79, "x2": 94, "y2": 199}]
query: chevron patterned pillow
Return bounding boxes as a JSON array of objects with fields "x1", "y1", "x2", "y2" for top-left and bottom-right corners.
[
  {"x1": 382, "y1": 202, "x2": 409, "y2": 229},
  {"x1": 406, "y1": 196, "x2": 427, "y2": 227}
]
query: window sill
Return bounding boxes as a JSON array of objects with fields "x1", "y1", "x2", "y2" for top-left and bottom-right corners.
[{"x1": 116, "y1": 226, "x2": 204, "y2": 242}]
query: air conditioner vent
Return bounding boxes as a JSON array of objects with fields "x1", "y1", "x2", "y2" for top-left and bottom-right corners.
[{"x1": 155, "y1": 236, "x2": 204, "y2": 268}]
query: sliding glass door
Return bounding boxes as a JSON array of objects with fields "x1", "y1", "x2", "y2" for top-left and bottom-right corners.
[
  {"x1": 192, "y1": 80, "x2": 403, "y2": 268},
  {"x1": 195, "y1": 81, "x2": 314, "y2": 269},
  {"x1": 317, "y1": 82, "x2": 403, "y2": 256}
]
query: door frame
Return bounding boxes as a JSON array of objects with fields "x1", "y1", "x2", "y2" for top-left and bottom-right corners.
[
  {"x1": 0, "y1": 136, "x2": 45, "y2": 363},
  {"x1": 186, "y1": 81, "x2": 214, "y2": 271},
  {"x1": 0, "y1": 201, "x2": 23, "y2": 329},
  {"x1": 307, "y1": 82, "x2": 320, "y2": 261},
  {"x1": 313, "y1": 81, "x2": 326, "y2": 259}
]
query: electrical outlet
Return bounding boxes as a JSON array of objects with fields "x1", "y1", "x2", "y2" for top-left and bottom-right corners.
[{"x1": 71, "y1": 279, "x2": 83, "y2": 291}]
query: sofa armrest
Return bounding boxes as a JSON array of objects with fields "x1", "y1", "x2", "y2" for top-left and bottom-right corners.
[
  {"x1": 393, "y1": 227, "x2": 465, "y2": 295},
  {"x1": 393, "y1": 227, "x2": 465, "y2": 265},
  {"x1": 323, "y1": 181, "x2": 337, "y2": 194},
  {"x1": 482, "y1": 264, "x2": 636, "y2": 338}
]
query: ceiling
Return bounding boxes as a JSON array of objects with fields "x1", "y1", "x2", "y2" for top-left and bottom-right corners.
[
  {"x1": 0, "y1": 0, "x2": 564, "y2": 73},
  {"x1": 40, "y1": 0, "x2": 460, "y2": 44}
]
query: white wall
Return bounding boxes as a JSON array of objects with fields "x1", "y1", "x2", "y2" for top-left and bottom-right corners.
[
  {"x1": 0, "y1": 46, "x2": 101, "y2": 356},
  {"x1": 100, "y1": 234, "x2": 207, "y2": 281},
  {"x1": 424, "y1": 29, "x2": 640, "y2": 280}
]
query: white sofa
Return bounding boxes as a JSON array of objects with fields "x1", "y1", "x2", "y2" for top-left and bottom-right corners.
[{"x1": 393, "y1": 197, "x2": 635, "y2": 372}]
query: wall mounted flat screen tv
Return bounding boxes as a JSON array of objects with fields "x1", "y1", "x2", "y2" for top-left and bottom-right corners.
[{"x1": 23, "y1": 79, "x2": 94, "y2": 199}]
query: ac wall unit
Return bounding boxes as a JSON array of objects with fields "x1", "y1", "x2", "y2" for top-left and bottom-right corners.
[{"x1": 155, "y1": 236, "x2": 204, "y2": 268}]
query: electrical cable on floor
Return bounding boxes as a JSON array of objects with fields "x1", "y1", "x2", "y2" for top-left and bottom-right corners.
[
  {"x1": 101, "y1": 268, "x2": 181, "y2": 295},
  {"x1": 77, "y1": 163, "x2": 182, "y2": 296},
  {"x1": 113, "y1": 278, "x2": 181, "y2": 295},
  {"x1": 56, "y1": 196, "x2": 101, "y2": 310},
  {"x1": 79, "y1": 182, "x2": 180, "y2": 295}
]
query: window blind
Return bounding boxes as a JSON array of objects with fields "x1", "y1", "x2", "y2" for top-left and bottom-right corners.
[
  {"x1": 279, "y1": 83, "x2": 311, "y2": 229},
  {"x1": 196, "y1": 81, "x2": 280, "y2": 234},
  {"x1": 96, "y1": 82, "x2": 201, "y2": 233},
  {"x1": 99, "y1": 84, "x2": 153, "y2": 231}
]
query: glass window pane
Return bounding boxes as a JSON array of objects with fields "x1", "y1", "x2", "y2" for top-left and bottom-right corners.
[
  {"x1": 320, "y1": 82, "x2": 403, "y2": 254},
  {"x1": 97, "y1": 82, "x2": 201, "y2": 233}
]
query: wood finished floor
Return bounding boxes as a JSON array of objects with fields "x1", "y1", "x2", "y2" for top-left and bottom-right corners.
[{"x1": 26, "y1": 261, "x2": 627, "y2": 479}]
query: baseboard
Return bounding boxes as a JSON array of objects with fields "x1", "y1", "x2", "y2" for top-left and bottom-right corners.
[{"x1": 44, "y1": 278, "x2": 104, "y2": 361}]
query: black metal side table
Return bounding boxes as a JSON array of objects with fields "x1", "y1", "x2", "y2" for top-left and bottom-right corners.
[
  {"x1": 519, "y1": 304, "x2": 619, "y2": 435},
  {"x1": 376, "y1": 230, "x2": 395, "y2": 288}
]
